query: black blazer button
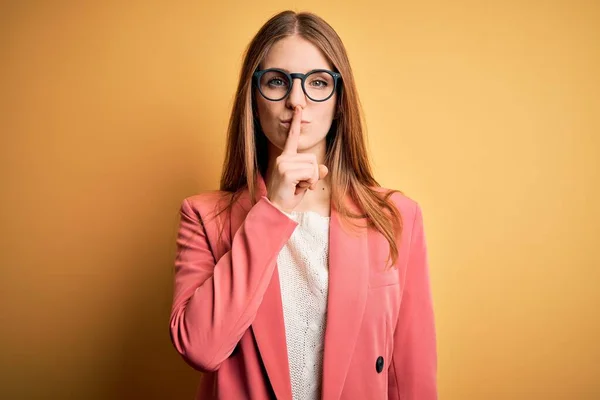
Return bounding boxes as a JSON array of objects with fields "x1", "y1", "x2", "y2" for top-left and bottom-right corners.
[{"x1": 375, "y1": 356, "x2": 384, "y2": 373}]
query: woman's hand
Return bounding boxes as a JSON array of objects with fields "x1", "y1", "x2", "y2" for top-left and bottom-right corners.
[{"x1": 267, "y1": 106, "x2": 329, "y2": 213}]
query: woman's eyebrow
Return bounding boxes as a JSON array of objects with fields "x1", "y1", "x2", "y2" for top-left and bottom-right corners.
[
  {"x1": 260, "y1": 66, "x2": 289, "y2": 72},
  {"x1": 262, "y1": 67, "x2": 331, "y2": 72}
]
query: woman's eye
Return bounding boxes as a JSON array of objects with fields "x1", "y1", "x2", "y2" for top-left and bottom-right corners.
[
  {"x1": 268, "y1": 78, "x2": 287, "y2": 87},
  {"x1": 309, "y1": 79, "x2": 328, "y2": 88}
]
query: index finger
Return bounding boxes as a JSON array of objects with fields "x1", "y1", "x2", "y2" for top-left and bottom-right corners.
[{"x1": 282, "y1": 106, "x2": 302, "y2": 155}]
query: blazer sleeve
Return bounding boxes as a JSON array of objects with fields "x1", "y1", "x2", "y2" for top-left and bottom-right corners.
[
  {"x1": 169, "y1": 195, "x2": 298, "y2": 372},
  {"x1": 388, "y1": 203, "x2": 438, "y2": 399}
]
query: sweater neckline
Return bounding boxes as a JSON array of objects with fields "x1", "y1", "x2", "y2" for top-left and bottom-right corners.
[{"x1": 287, "y1": 210, "x2": 331, "y2": 220}]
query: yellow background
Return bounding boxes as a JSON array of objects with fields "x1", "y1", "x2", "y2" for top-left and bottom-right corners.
[{"x1": 1, "y1": 1, "x2": 598, "y2": 399}]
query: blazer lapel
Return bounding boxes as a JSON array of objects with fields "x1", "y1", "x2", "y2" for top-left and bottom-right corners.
[
  {"x1": 321, "y1": 189, "x2": 369, "y2": 400},
  {"x1": 248, "y1": 174, "x2": 293, "y2": 400},
  {"x1": 252, "y1": 263, "x2": 294, "y2": 399}
]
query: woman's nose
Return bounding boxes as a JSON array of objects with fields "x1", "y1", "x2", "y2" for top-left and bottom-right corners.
[{"x1": 285, "y1": 78, "x2": 307, "y2": 109}]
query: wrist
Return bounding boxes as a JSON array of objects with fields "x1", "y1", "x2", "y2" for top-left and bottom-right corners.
[{"x1": 266, "y1": 198, "x2": 294, "y2": 216}]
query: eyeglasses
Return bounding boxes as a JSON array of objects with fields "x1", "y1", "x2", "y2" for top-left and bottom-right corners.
[{"x1": 253, "y1": 68, "x2": 342, "y2": 102}]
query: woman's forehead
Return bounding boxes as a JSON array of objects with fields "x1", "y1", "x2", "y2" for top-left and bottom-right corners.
[{"x1": 261, "y1": 36, "x2": 333, "y2": 72}]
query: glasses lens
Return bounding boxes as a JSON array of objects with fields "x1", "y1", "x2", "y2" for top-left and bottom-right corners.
[
  {"x1": 304, "y1": 71, "x2": 335, "y2": 101},
  {"x1": 259, "y1": 70, "x2": 290, "y2": 100}
]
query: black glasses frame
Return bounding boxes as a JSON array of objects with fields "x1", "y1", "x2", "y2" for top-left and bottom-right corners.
[{"x1": 253, "y1": 68, "x2": 342, "y2": 102}]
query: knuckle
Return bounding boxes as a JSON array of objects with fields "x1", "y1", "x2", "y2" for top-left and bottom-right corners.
[{"x1": 277, "y1": 162, "x2": 286, "y2": 174}]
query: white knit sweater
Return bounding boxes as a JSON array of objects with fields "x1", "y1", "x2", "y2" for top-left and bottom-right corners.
[{"x1": 278, "y1": 209, "x2": 331, "y2": 400}]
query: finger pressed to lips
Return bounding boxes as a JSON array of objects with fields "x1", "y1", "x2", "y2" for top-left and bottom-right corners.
[
  {"x1": 282, "y1": 107, "x2": 303, "y2": 154},
  {"x1": 280, "y1": 120, "x2": 309, "y2": 126}
]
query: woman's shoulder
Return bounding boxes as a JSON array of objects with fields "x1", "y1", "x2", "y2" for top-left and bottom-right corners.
[
  {"x1": 370, "y1": 185, "x2": 420, "y2": 215},
  {"x1": 179, "y1": 190, "x2": 236, "y2": 215},
  {"x1": 370, "y1": 186, "x2": 426, "y2": 238},
  {"x1": 182, "y1": 189, "x2": 226, "y2": 204}
]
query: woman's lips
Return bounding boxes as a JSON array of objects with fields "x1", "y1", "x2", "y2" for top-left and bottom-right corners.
[{"x1": 280, "y1": 120, "x2": 310, "y2": 126}]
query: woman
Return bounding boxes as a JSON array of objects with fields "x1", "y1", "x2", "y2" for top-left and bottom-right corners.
[{"x1": 169, "y1": 10, "x2": 437, "y2": 400}]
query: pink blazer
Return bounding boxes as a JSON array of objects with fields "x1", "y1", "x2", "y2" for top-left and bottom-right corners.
[{"x1": 169, "y1": 174, "x2": 437, "y2": 399}]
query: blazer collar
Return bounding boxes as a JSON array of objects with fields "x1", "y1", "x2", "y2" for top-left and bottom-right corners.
[{"x1": 238, "y1": 173, "x2": 369, "y2": 400}]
